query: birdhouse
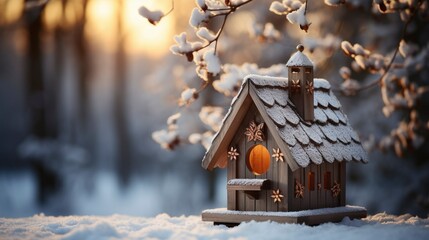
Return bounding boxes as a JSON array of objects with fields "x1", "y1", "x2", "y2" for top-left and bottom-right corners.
[{"x1": 201, "y1": 45, "x2": 368, "y2": 226}]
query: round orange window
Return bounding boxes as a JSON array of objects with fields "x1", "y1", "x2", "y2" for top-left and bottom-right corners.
[{"x1": 247, "y1": 144, "x2": 270, "y2": 175}]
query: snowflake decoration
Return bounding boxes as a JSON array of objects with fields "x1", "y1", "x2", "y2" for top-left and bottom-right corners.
[
  {"x1": 331, "y1": 181, "x2": 341, "y2": 197},
  {"x1": 244, "y1": 121, "x2": 264, "y2": 142},
  {"x1": 271, "y1": 189, "x2": 284, "y2": 203},
  {"x1": 317, "y1": 183, "x2": 322, "y2": 190},
  {"x1": 227, "y1": 147, "x2": 239, "y2": 161},
  {"x1": 291, "y1": 79, "x2": 301, "y2": 92},
  {"x1": 272, "y1": 148, "x2": 284, "y2": 162},
  {"x1": 295, "y1": 180, "x2": 304, "y2": 198},
  {"x1": 305, "y1": 80, "x2": 314, "y2": 94}
]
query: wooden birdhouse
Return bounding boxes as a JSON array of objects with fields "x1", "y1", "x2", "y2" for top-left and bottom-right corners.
[{"x1": 201, "y1": 45, "x2": 368, "y2": 226}]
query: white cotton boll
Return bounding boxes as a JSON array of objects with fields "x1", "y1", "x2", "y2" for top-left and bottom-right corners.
[
  {"x1": 188, "y1": 131, "x2": 214, "y2": 149},
  {"x1": 170, "y1": 32, "x2": 191, "y2": 55},
  {"x1": 399, "y1": 40, "x2": 418, "y2": 58},
  {"x1": 353, "y1": 43, "x2": 370, "y2": 56},
  {"x1": 201, "y1": 131, "x2": 215, "y2": 149},
  {"x1": 213, "y1": 77, "x2": 238, "y2": 96},
  {"x1": 288, "y1": 0, "x2": 302, "y2": 11},
  {"x1": 341, "y1": 41, "x2": 354, "y2": 56},
  {"x1": 191, "y1": 42, "x2": 203, "y2": 51},
  {"x1": 170, "y1": 32, "x2": 203, "y2": 56},
  {"x1": 138, "y1": 6, "x2": 164, "y2": 25},
  {"x1": 189, "y1": 8, "x2": 210, "y2": 28},
  {"x1": 263, "y1": 23, "x2": 280, "y2": 40},
  {"x1": 180, "y1": 88, "x2": 197, "y2": 105},
  {"x1": 324, "y1": 0, "x2": 343, "y2": 7},
  {"x1": 152, "y1": 129, "x2": 178, "y2": 149},
  {"x1": 167, "y1": 113, "x2": 181, "y2": 125},
  {"x1": 341, "y1": 79, "x2": 360, "y2": 96},
  {"x1": 230, "y1": 0, "x2": 248, "y2": 5},
  {"x1": 196, "y1": 27, "x2": 216, "y2": 42},
  {"x1": 199, "y1": 106, "x2": 224, "y2": 132},
  {"x1": 248, "y1": 22, "x2": 263, "y2": 38},
  {"x1": 339, "y1": 66, "x2": 351, "y2": 79},
  {"x1": 286, "y1": 3, "x2": 310, "y2": 31},
  {"x1": 269, "y1": 1, "x2": 288, "y2": 15},
  {"x1": 188, "y1": 133, "x2": 202, "y2": 144},
  {"x1": 204, "y1": 49, "x2": 221, "y2": 75},
  {"x1": 195, "y1": 0, "x2": 207, "y2": 11},
  {"x1": 354, "y1": 55, "x2": 367, "y2": 69}
]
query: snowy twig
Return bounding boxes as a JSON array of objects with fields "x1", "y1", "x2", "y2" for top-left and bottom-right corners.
[
  {"x1": 164, "y1": 0, "x2": 175, "y2": 17},
  {"x1": 334, "y1": 0, "x2": 424, "y2": 94}
]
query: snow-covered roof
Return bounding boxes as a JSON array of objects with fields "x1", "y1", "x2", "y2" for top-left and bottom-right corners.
[
  {"x1": 249, "y1": 75, "x2": 367, "y2": 167},
  {"x1": 286, "y1": 51, "x2": 313, "y2": 67},
  {"x1": 202, "y1": 74, "x2": 367, "y2": 171}
]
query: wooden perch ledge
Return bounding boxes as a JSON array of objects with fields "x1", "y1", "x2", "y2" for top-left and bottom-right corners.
[{"x1": 227, "y1": 179, "x2": 270, "y2": 191}]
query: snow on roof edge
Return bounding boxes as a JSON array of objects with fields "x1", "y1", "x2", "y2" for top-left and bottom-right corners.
[
  {"x1": 245, "y1": 74, "x2": 331, "y2": 90},
  {"x1": 286, "y1": 51, "x2": 314, "y2": 67}
]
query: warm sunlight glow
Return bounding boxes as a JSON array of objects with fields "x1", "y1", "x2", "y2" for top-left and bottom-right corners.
[
  {"x1": 3, "y1": 0, "x2": 24, "y2": 24},
  {"x1": 84, "y1": 0, "x2": 174, "y2": 57},
  {"x1": 43, "y1": 0, "x2": 63, "y2": 31},
  {"x1": 86, "y1": 0, "x2": 118, "y2": 52},
  {"x1": 123, "y1": 0, "x2": 174, "y2": 57},
  {"x1": 65, "y1": 1, "x2": 82, "y2": 27}
]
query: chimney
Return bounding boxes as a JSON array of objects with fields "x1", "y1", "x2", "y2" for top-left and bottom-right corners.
[{"x1": 286, "y1": 44, "x2": 314, "y2": 122}]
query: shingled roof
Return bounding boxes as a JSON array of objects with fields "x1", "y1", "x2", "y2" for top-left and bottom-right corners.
[{"x1": 202, "y1": 74, "x2": 368, "y2": 171}]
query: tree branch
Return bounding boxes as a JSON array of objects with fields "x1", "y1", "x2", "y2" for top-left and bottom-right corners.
[
  {"x1": 164, "y1": 0, "x2": 175, "y2": 16},
  {"x1": 336, "y1": 0, "x2": 423, "y2": 94}
]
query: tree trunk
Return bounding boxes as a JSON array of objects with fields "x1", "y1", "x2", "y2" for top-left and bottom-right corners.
[
  {"x1": 23, "y1": 0, "x2": 60, "y2": 204},
  {"x1": 114, "y1": 0, "x2": 131, "y2": 186}
]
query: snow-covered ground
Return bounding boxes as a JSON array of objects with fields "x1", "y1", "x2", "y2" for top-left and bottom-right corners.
[{"x1": 1, "y1": 213, "x2": 428, "y2": 240}]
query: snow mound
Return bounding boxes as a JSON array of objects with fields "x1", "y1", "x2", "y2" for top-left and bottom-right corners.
[{"x1": 1, "y1": 213, "x2": 428, "y2": 240}]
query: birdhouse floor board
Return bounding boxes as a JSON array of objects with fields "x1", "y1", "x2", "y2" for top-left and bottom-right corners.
[{"x1": 202, "y1": 205, "x2": 367, "y2": 226}]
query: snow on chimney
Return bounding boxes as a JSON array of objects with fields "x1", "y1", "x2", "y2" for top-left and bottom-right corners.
[{"x1": 286, "y1": 44, "x2": 314, "y2": 122}]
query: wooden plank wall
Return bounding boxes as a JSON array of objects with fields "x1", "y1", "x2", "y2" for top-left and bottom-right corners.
[
  {"x1": 230, "y1": 103, "x2": 289, "y2": 212},
  {"x1": 288, "y1": 162, "x2": 344, "y2": 211},
  {"x1": 244, "y1": 106, "x2": 256, "y2": 211},
  {"x1": 340, "y1": 162, "x2": 346, "y2": 206},
  {"x1": 267, "y1": 134, "x2": 279, "y2": 212}
]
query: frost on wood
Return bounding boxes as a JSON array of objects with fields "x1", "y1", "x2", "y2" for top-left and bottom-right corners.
[
  {"x1": 227, "y1": 179, "x2": 267, "y2": 186},
  {"x1": 303, "y1": 142, "x2": 324, "y2": 164},
  {"x1": 138, "y1": 6, "x2": 164, "y2": 25},
  {"x1": 286, "y1": 51, "x2": 313, "y2": 67},
  {"x1": 313, "y1": 78, "x2": 331, "y2": 90},
  {"x1": 241, "y1": 75, "x2": 368, "y2": 167},
  {"x1": 213, "y1": 63, "x2": 287, "y2": 96},
  {"x1": 204, "y1": 205, "x2": 368, "y2": 217}
]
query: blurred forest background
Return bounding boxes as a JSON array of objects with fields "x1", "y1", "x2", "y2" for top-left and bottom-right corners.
[{"x1": 0, "y1": 0, "x2": 428, "y2": 218}]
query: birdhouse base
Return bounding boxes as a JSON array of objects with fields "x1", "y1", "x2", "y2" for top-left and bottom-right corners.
[{"x1": 202, "y1": 205, "x2": 367, "y2": 226}]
